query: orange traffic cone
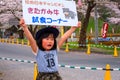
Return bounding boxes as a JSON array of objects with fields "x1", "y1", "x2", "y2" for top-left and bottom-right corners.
[
  {"x1": 65, "y1": 43, "x2": 69, "y2": 52},
  {"x1": 87, "y1": 44, "x2": 91, "y2": 55},
  {"x1": 113, "y1": 46, "x2": 118, "y2": 57},
  {"x1": 33, "y1": 62, "x2": 38, "y2": 80},
  {"x1": 104, "y1": 64, "x2": 111, "y2": 80}
]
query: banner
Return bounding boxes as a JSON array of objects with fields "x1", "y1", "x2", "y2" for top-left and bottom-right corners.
[
  {"x1": 101, "y1": 22, "x2": 109, "y2": 38},
  {"x1": 22, "y1": 0, "x2": 78, "y2": 26}
]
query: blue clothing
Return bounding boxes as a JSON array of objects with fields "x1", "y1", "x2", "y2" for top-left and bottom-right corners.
[{"x1": 36, "y1": 49, "x2": 58, "y2": 72}]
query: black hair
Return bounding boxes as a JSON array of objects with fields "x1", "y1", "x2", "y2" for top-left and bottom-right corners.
[{"x1": 36, "y1": 32, "x2": 57, "y2": 51}]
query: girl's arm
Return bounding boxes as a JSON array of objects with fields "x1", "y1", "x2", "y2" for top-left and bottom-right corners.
[
  {"x1": 58, "y1": 21, "x2": 81, "y2": 48},
  {"x1": 19, "y1": 19, "x2": 38, "y2": 54}
]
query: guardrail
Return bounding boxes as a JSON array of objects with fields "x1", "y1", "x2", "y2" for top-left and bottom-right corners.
[{"x1": 0, "y1": 38, "x2": 30, "y2": 46}]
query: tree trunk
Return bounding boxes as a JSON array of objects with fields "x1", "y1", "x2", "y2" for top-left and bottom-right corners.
[
  {"x1": 79, "y1": 1, "x2": 96, "y2": 48},
  {"x1": 16, "y1": 25, "x2": 24, "y2": 39},
  {"x1": 18, "y1": 30, "x2": 24, "y2": 39}
]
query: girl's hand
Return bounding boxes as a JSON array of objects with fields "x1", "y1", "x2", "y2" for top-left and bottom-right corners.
[
  {"x1": 19, "y1": 18, "x2": 27, "y2": 29},
  {"x1": 77, "y1": 21, "x2": 81, "y2": 28},
  {"x1": 71, "y1": 21, "x2": 81, "y2": 29}
]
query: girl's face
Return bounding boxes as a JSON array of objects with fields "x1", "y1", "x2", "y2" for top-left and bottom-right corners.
[{"x1": 42, "y1": 34, "x2": 55, "y2": 51}]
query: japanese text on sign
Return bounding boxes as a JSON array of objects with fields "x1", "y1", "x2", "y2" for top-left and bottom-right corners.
[{"x1": 22, "y1": 0, "x2": 78, "y2": 26}]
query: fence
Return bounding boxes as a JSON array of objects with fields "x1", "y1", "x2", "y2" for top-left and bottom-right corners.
[{"x1": 0, "y1": 38, "x2": 120, "y2": 57}]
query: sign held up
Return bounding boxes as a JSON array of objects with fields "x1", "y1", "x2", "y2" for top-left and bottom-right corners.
[{"x1": 22, "y1": 0, "x2": 78, "y2": 26}]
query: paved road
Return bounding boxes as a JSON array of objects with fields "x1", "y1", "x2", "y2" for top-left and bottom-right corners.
[{"x1": 0, "y1": 43, "x2": 120, "y2": 80}]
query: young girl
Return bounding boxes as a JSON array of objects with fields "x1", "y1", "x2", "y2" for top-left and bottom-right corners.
[{"x1": 19, "y1": 18, "x2": 81, "y2": 80}]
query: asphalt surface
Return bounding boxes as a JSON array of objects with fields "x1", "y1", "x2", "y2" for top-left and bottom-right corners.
[{"x1": 0, "y1": 43, "x2": 120, "y2": 80}]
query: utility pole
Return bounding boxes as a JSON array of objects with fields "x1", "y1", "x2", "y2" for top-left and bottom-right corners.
[
  {"x1": 94, "y1": 0, "x2": 110, "y2": 44},
  {"x1": 94, "y1": 5, "x2": 99, "y2": 44}
]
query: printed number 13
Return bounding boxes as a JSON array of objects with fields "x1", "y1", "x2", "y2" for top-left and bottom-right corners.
[{"x1": 47, "y1": 58, "x2": 55, "y2": 67}]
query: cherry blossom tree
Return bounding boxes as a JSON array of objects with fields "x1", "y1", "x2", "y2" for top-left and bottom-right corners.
[
  {"x1": 105, "y1": 2, "x2": 120, "y2": 24},
  {"x1": 0, "y1": 0, "x2": 38, "y2": 39},
  {"x1": 0, "y1": 0, "x2": 23, "y2": 38},
  {"x1": 0, "y1": 0, "x2": 22, "y2": 26}
]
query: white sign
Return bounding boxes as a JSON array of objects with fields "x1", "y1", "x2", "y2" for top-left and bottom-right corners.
[
  {"x1": 95, "y1": 0, "x2": 110, "y2": 3},
  {"x1": 22, "y1": 0, "x2": 78, "y2": 26}
]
